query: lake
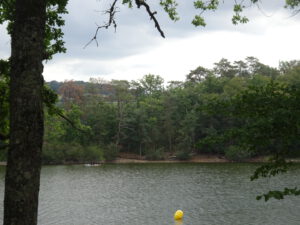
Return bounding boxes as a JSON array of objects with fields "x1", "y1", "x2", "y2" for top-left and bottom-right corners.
[{"x1": 0, "y1": 163, "x2": 299, "y2": 225}]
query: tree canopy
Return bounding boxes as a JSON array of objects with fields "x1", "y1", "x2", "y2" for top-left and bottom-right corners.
[{"x1": 0, "y1": 1, "x2": 300, "y2": 225}]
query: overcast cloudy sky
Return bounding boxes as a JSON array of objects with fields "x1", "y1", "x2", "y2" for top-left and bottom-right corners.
[{"x1": 0, "y1": 0, "x2": 299, "y2": 82}]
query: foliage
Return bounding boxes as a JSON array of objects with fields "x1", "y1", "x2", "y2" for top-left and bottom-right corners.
[
  {"x1": 256, "y1": 187, "x2": 300, "y2": 201},
  {"x1": 230, "y1": 82, "x2": 300, "y2": 156},
  {"x1": 191, "y1": 0, "x2": 300, "y2": 27},
  {"x1": 40, "y1": 58, "x2": 300, "y2": 169},
  {"x1": 0, "y1": 0, "x2": 68, "y2": 59},
  {"x1": 145, "y1": 148, "x2": 165, "y2": 160},
  {"x1": 159, "y1": 0, "x2": 179, "y2": 21},
  {"x1": 42, "y1": 142, "x2": 103, "y2": 164},
  {"x1": 3, "y1": 45, "x2": 300, "y2": 200},
  {"x1": 0, "y1": 57, "x2": 293, "y2": 170},
  {"x1": 103, "y1": 143, "x2": 119, "y2": 161},
  {"x1": 175, "y1": 150, "x2": 191, "y2": 160},
  {"x1": 200, "y1": 76, "x2": 300, "y2": 200},
  {"x1": 3, "y1": 1, "x2": 300, "y2": 224},
  {"x1": 58, "y1": 80, "x2": 84, "y2": 107},
  {"x1": 0, "y1": 59, "x2": 9, "y2": 142},
  {"x1": 225, "y1": 145, "x2": 252, "y2": 162},
  {"x1": 42, "y1": 142, "x2": 66, "y2": 164},
  {"x1": 120, "y1": 0, "x2": 300, "y2": 29}
]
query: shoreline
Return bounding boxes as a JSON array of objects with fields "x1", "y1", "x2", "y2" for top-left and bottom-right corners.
[
  {"x1": 110, "y1": 154, "x2": 267, "y2": 164},
  {"x1": 0, "y1": 154, "x2": 299, "y2": 166}
]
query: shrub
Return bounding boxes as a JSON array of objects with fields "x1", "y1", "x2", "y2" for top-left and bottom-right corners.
[
  {"x1": 43, "y1": 142, "x2": 104, "y2": 164},
  {"x1": 175, "y1": 150, "x2": 191, "y2": 160},
  {"x1": 145, "y1": 148, "x2": 165, "y2": 160},
  {"x1": 64, "y1": 143, "x2": 84, "y2": 162},
  {"x1": 83, "y1": 145, "x2": 104, "y2": 162},
  {"x1": 42, "y1": 142, "x2": 67, "y2": 164},
  {"x1": 225, "y1": 145, "x2": 252, "y2": 162},
  {"x1": 103, "y1": 143, "x2": 119, "y2": 161}
]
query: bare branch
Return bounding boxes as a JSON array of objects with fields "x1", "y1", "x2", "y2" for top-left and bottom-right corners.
[
  {"x1": 56, "y1": 111, "x2": 89, "y2": 134},
  {"x1": 85, "y1": 0, "x2": 166, "y2": 48},
  {"x1": 135, "y1": 0, "x2": 165, "y2": 38},
  {"x1": 84, "y1": 0, "x2": 119, "y2": 48}
]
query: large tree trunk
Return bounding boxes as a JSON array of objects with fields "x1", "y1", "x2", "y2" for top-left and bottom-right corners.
[{"x1": 3, "y1": 0, "x2": 46, "y2": 225}]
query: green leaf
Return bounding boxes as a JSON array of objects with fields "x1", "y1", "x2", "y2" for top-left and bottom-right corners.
[{"x1": 192, "y1": 15, "x2": 206, "y2": 27}]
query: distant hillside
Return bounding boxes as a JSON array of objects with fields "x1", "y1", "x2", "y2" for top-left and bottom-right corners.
[
  {"x1": 46, "y1": 80, "x2": 116, "y2": 96},
  {"x1": 47, "y1": 80, "x2": 87, "y2": 93}
]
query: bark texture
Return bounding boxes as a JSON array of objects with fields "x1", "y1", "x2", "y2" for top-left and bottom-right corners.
[{"x1": 4, "y1": 0, "x2": 46, "y2": 225}]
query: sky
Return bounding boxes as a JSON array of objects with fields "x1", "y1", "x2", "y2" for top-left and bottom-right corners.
[{"x1": 0, "y1": 0, "x2": 300, "y2": 82}]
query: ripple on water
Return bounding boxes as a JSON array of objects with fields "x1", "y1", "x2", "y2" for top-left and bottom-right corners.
[{"x1": 0, "y1": 164, "x2": 299, "y2": 225}]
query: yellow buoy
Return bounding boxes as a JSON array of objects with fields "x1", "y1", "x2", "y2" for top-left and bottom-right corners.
[{"x1": 174, "y1": 210, "x2": 184, "y2": 220}]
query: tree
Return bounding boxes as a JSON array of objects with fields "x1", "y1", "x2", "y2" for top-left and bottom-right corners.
[
  {"x1": 110, "y1": 80, "x2": 132, "y2": 147},
  {"x1": 1, "y1": 0, "x2": 300, "y2": 224},
  {"x1": 58, "y1": 80, "x2": 84, "y2": 107},
  {"x1": 139, "y1": 74, "x2": 164, "y2": 96},
  {"x1": 233, "y1": 60, "x2": 250, "y2": 78},
  {"x1": 191, "y1": 0, "x2": 300, "y2": 27},
  {"x1": 186, "y1": 66, "x2": 212, "y2": 83},
  {"x1": 3, "y1": 1, "x2": 47, "y2": 224},
  {"x1": 0, "y1": 0, "x2": 67, "y2": 224},
  {"x1": 213, "y1": 58, "x2": 237, "y2": 78},
  {"x1": 85, "y1": 77, "x2": 107, "y2": 98},
  {"x1": 200, "y1": 81, "x2": 300, "y2": 200},
  {"x1": 279, "y1": 60, "x2": 300, "y2": 75}
]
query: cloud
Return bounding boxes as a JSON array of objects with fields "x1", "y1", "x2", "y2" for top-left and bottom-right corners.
[
  {"x1": 56, "y1": 0, "x2": 299, "y2": 62},
  {"x1": 1, "y1": 0, "x2": 300, "y2": 83},
  {"x1": 44, "y1": 13, "x2": 300, "y2": 83}
]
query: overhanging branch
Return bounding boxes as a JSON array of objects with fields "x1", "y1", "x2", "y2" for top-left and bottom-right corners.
[
  {"x1": 84, "y1": 0, "x2": 119, "y2": 48},
  {"x1": 56, "y1": 111, "x2": 89, "y2": 133},
  {"x1": 85, "y1": 0, "x2": 165, "y2": 48},
  {"x1": 135, "y1": 0, "x2": 165, "y2": 38}
]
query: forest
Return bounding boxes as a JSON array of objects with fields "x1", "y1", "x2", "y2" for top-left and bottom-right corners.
[
  {"x1": 1, "y1": 1, "x2": 300, "y2": 224},
  {"x1": 4, "y1": 57, "x2": 298, "y2": 164}
]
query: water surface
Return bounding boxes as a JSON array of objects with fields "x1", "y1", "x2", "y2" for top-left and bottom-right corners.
[{"x1": 0, "y1": 163, "x2": 299, "y2": 225}]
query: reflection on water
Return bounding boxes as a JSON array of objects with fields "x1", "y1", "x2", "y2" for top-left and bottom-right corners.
[
  {"x1": 0, "y1": 163, "x2": 299, "y2": 225},
  {"x1": 174, "y1": 219, "x2": 183, "y2": 225}
]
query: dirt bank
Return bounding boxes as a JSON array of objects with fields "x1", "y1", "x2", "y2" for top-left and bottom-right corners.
[{"x1": 110, "y1": 153, "x2": 268, "y2": 164}]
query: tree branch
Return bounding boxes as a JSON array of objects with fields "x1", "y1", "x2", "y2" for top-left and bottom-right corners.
[
  {"x1": 135, "y1": 0, "x2": 165, "y2": 38},
  {"x1": 56, "y1": 111, "x2": 89, "y2": 134},
  {"x1": 84, "y1": 0, "x2": 119, "y2": 48},
  {"x1": 85, "y1": 0, "x2": 165, "y2": 48}
]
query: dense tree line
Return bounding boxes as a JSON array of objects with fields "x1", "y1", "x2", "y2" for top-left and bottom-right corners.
[
  {"x1": 1, "y1": 1, "x2": 299, "y2": 224},
  {"x1": 2, "y1": 56, "x2": 300, "y2": 201},
  {"x1": 40, "y1": 57, "x2": 300, "y2": 163}
]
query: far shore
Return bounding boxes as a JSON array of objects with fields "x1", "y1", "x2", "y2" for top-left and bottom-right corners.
[
  {"x1": 111, "y1": 153, "x2": 267, "y2": 164},
  {"x1": 0, "y1": 153, "x2": 299, "y2": 166},
  {"x1": 89, "y1": 153, "x2": 300, "y2": 164}
]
